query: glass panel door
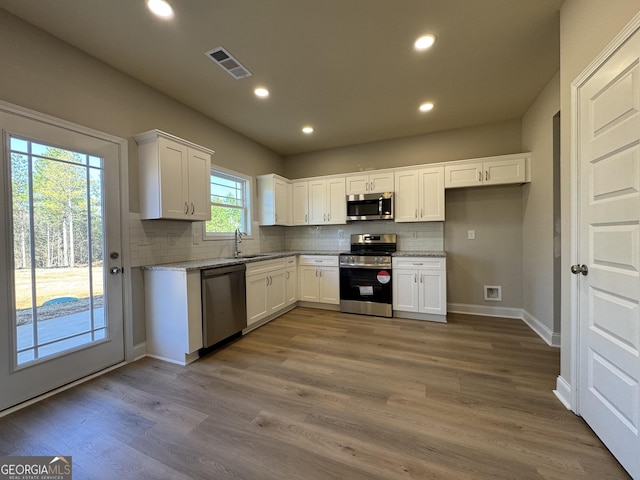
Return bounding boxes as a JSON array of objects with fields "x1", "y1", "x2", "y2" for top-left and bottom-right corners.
[
  {"x1": 10, "y1": 137, "x2": 107, "y2": 366},
  {"x1": 0, "y1": 106, "x2": 125, "y2": 412}
]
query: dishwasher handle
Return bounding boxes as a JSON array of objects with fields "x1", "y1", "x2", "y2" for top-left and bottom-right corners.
[{"x1": 201, "y1": 263, "x2": 246, "y2": 279}]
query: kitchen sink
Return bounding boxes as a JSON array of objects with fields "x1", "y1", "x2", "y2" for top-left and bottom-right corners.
[{"x1": 237, "y1": 254, "x2": 272, "y2": 259}]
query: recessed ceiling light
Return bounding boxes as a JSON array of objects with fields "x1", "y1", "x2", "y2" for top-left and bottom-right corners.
[
  {"x1": 414, "y1": 34, "x2": 436, "y2": 51},
  {"x1": 146, "y1": 0, "x2": 174, "y2": 19},
  {"x1": 302, "y1": 126, "x2": 314, "y2": 134},
  {"x1": 254, "y1": 87, "x2": 270, "y2": 98},
  {"x1": 419, "y1": 102, "x2": 435, "y2": 112}
]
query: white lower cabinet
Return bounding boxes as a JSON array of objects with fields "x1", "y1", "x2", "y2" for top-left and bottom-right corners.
[
  {"x1": 392, "y1": 257, "x2": 447, "y2": 321},
  {"x1": 298, "y1": 255, "x2": 340, "y2": 305},
  {"x1": 246, "y1": 258, "x2": 288, "y2": 327},
  {"x1": 144, "y1": 269, "x2": 203, "y2": 365}
]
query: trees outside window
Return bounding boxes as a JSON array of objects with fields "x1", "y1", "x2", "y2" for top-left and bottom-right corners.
[{"x1": 205, "y1": 168, "x2": 251, "y2": 237}]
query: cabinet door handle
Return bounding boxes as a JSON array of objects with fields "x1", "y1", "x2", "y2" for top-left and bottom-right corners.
[
  {"x1": 184, "y1": 202, "x2": 189, "y2": 214},
  {"x1": 191, "y1": 202, "x2": 195, "y2": 215},
  {"x1": 305, "y1": 214, "x2": 308, "y2": 223},
  {"x1": 371, "y1": 180, "x2": 375, "y2": 190},
  {"x1": 319, "y1": 269, "x2": 323, "y2": 278},
  {"x1": 420, "y1": 274, "x2": 423, "y2": 283},
  {"x1": 420, "y1": 208, "x2": 423, "y2": 218},
  {"x1": 485, "y1": 171, "x2": 489, "y2": 182},
  {"x1": 315, "y1": 268, "x2": 319, "y2": 277},
  {"x1": 414, "y1": 273, "x2": 417, "y2": 283},
  {"x1": 323, "y1": 213, "x2": 326, "y2": 222},
  {"x1": 286, "y1": 271, "x2": 290, "y2": 279},
  {"x1": 415, "y1": 209, "x2": 418, "y2": 218},
  {"x1": 478, "y1": 171, "x2": 482, "y2": 182},
  {"x1": 327, "y1": 213, "x2": 330, "y2": 222}
]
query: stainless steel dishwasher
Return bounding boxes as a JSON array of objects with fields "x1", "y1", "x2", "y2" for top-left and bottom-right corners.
[{"x1": 201, "y1": 263, "x2": 247, "y2": 348}]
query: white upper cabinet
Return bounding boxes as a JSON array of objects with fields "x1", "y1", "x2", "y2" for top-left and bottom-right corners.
[
  {"x1": 254, "y1": 153, "x2": 530, "y2": 227},
  {"x1": 345, "y1": 171, "x2": 394, "y2": 195},
  {"x1": 308, "y1": 177, "x2": 346, "y2": 225},
  {"x1": 418, "y1": 166, "x2": 445, "y2": 221},
  {"x1": 257, "y1": 174, "x2": 291, "y2": 225},
  {"x1": 394, "y1": 166, "x2": 444, "y2": 222},
  {"x1": 135, "y1": 130, "x2": 213, "y2": 221},
  {"x1": 291, "y1": 180, "x2": 309, "y2": 225},
  {"x1": 394, "y1": 169, "x2": 420, "y2": 222},
  {"x1": 444, "y1": 154, "x2": 529, "y2": 188}
]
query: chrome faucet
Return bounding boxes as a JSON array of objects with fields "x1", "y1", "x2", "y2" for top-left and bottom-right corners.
[{"x1": 234, "y1": 228, "x2": 246, "y2": 258}]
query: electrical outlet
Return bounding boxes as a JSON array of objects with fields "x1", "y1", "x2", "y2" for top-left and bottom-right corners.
[
  {"x1": 193, "y1": 233, "x2": 199, "y2": 245},
  {"x1": 468, "y1": 230, "x2": 476, "y2": 240}
]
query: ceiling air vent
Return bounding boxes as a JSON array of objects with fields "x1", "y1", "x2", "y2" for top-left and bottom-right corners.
[{"x1": 205, "y1": 46, "x2": 252, "y2": 80}]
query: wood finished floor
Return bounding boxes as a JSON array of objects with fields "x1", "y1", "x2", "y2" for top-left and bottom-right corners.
[{"x1": 0, "y1": 308, "x2": 630, "y2": 479}]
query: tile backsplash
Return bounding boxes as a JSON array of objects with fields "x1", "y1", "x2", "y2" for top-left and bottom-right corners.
[
  {"x1": 129, "y1": 213, "x2": 443, "y2": 267},
  {"x1": 284, "y1": 220, "x2": 443, "y2": 252}
]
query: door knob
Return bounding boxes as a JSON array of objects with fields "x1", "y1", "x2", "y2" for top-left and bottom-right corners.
[
  {"x1": 570, "y1": 264, "x2": 589, "y2": 276},
  {"x1": 110, "y1": 267, "x2": 123, "y2": 275}
]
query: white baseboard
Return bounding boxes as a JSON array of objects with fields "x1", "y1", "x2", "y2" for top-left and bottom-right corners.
[
  {"x1": 554, "y1": 375, "x2": 572, "y2": 410},
  {"x1": 522, "y1": 310, "x2": 561, "y2": 347},
  {"x1": 447, "y1": 303, "x2": 561, "y2": 348},
  {"x1": 132, "y1": 341, "x2": 147, "y2": 361},
  {"x1": 447, "y1": 302, "x2": 522, "y2": 319}
]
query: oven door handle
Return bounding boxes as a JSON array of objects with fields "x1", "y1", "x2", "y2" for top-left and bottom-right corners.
[{"x1": 340, "y1": 264, "x2": 392, "y2": 269}]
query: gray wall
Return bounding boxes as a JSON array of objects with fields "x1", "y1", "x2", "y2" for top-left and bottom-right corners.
[
  {"x1": 284, "y1": 120, "x2": 522, "y2": 179},
  {"x1": 521, "y1": 72, "x2": 560, "y2": 339},
  {"x1": 559, "y1": 0, "x2": 640, "y2": 390},
  {"x1": 444, "y1": 185, "x2": 523, "y2": 309}
]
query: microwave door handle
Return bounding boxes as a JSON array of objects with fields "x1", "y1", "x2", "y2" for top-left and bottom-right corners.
[{"x1": 379, "y1": 195, "x2": 383, "y2": 216}]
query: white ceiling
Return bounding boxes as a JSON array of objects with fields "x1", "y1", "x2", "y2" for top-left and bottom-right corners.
[{"x1": 0, "y1": 0, "x2": 563, "y2": 156}]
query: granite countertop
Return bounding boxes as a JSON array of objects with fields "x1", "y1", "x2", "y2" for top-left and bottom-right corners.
[
  {"x1": 393, "y1": 251, "x2": 447, "y2": 258},
  {"x1": 144, "y1": 250, "x2": 446, "y2": 271},
  {"x1": 144, "y1": 251, "x2": 343, "y2": 271}
]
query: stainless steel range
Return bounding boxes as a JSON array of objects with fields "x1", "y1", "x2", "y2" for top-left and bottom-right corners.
[{"x1": 339, "y1": 234, "x2": 397, "y2": 317}]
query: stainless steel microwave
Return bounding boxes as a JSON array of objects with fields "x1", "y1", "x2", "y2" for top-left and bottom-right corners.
[{"x1": 346, "y1": 192, "x2": 394, "y2": 221}]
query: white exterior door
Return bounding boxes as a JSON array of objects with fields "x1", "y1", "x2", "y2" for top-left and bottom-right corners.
[
  {"x1": 0, "y1": 105, "x2": 125, "y2": 412},
  {"x1": 575, "y1": 26, "x2": 640, "y2": 479}
]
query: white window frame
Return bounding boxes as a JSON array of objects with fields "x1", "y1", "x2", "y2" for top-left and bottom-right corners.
[{"x1": 203, "y1": 164, "x2": 253, "y2": 240}]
